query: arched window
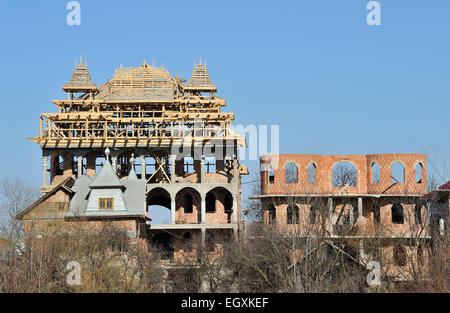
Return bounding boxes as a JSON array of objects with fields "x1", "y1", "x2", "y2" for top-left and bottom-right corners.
[
  {"x1": 372, "y1": 162, "x2": 380, "y2": 184},
  {"x1": 287, "y1": 204, "x2": 299, "y2": 224},
  {"x1": 415, "y1": 163, "x2": 423, "y2": 184},
  {"x1": 183, "y1": 232, "x2": 193, "y2": 252},
  {"x1": 267, "y1": 205, "x2": 276, "y2": 224},
  {"x1": 414, "y1": 204, "x2": 423, "y2": 224},
  {"x1": 206, "y1": 193, "x2": 216, "y2": 213},
  {"x1": 332, "y1": 162, "x2": 357, "y2": 187},
  {"x1": 392, "y1": 203, "x2": 404, "y2": 224},
  {"x1": 394, "y1": 244, "x2": 407, "y2": 266},
  {"x1": 308, "y1": 163, "x2": 317, "y2": 184},
  {"x1": 391, "y1": 162, "x2": 405, "y2": 183},
  {"x1": 309, "y1": 206, "x2": 317, "y2": 224},
  {"x1": 183, "y1": 193, "x2": 193, "y2": 214},
  {"x1": 285, "y1": 163, "x2": 298, "y2": 184}
]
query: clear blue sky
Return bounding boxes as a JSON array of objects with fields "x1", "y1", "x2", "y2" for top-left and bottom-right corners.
[{"x1": 0, "y1": 1, "x2": 449, "y2": 221}]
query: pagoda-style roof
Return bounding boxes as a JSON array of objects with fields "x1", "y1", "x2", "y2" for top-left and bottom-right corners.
[
  {"x1": 96, "y1": 61, "x2": 180, "y2": 101},
  {"x1": 185, "y1": 60, "x2": 217, "y2": 92},
  {"x1": 62, "y1": 57, "x2": 97, "y2": 92}
]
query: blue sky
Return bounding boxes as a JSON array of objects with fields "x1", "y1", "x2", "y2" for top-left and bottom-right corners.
[{"x1": 0, "y1": 1, "x2": 449, "y2": 222}]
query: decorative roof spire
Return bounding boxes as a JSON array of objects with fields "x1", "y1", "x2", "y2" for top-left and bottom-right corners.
[
  {"x1": 88, "y1": 148, "x2": 124, "y2": 189},
  {"x1": 185, "y1": 59, "x2": 217, "y2": 92},
  {"x1": 62, "y1": 56, "x2": 97, "y2": 92},
  {"x1": 127, "y1": 154, "x2": 138, "y2": 180}
]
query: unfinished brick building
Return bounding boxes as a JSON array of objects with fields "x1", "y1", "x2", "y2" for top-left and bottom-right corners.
[
  {"x1": 254, "y1": 153, "x2": 430, "y2": 280},
  {"x1": 17, "y1": 58, "x2": 248, "y2": 263}
]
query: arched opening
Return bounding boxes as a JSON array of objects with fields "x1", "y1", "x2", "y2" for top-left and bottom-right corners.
[
  {"x1": 147, "y1": 188, "x2": 171, "y2": 224},
  {"x1": 308, "y1": 163, "x2": 316, "y2": 184},
  {"x1": 151, "y1": 232, "x2": 174, "y2": 260},
  {"x1": 285, "y1": 163, "x2": 298, "y2": 184},
  {"x1": 372, "y1": 162, "x2": 380, "y2": 184},
  {"x1": 183, "y1": 193, "x2": 193, "y2": 214},
  {"x1": 287, "y1": 204, "x2": 299, "y2": 224},
  {"x1": 206, "y1": 192, "x2": 216, "y2": 213},
  {"x1": 415, "y1": 163, "x2": 423, "y2": 184},
  {"x1": 391, "y1": 162, "x2": 405, "y2": 183},
  {"x1": 183, "y1": 232, "x2": 193, "y2": 252},
  {"x1": 391, "y1": 203, "x2": 404, "y2": 224},
  {"x1": 50, "y1": 151, "x2": 74, "y2": 182},
  {"x1": 332, "y1": 161, "x2": 357, "y2": 187}
]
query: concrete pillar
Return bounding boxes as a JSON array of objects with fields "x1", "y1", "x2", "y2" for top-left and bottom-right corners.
[
  {"x1": 232, "y1": 196, "x2": 238, "y2": 224},
  {"x1": 77, "y1": 156, "x2": 83, "y2": 177},
  {"x1": 200, "y1": 155, "x2": 205, "y2": 183},
  {"x1": 201, "y1": 228, "x2": 206, "y2": 246},
  {"x1": 42, "y1": 156, "x2": 48, "y2": 186},
  {"x1": 358, "y1": 197, "x2": 364, "y2": 261},
  {"x1": 328, "y1": 197, "x2": 333, "y2": 236},
  {"x1": 111, "y1": 156, "x2": 117, "y2": 173},
  {"x1": 349, "y1": 203, "x2": 354, "y2": 226},
  {"x1": 233, "y1": 226, "x2": 238, "y2": 241},
  {"x1": 233, "y1": 158, "x2": 238, "y2": 183},
  {"x1": 201, "y1": 194, "x2": 206, "y2": 224},
  {"x1": 171, "y1": 195, "x2": 176, "y2": 224},
  {"x1": 358, "y1": 197, "x2": 363, "y2": 234},
  {"x1": 170, "y1": 155, "x2": 176, "y2": 183},
  {"x1": 140, "y1": 155, "x2": 146, "y2": 181}
]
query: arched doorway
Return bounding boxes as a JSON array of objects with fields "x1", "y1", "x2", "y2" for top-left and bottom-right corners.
[{"x1": 147, "y1": 187, "x2": 171, "y2": 224}]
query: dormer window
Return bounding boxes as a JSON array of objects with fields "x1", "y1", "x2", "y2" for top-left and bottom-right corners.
[{"x1": 99, "y1": 198, "x2": 114, "y2": 210}]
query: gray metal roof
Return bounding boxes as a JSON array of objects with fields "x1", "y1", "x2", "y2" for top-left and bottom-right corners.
[
  {"x1": 69, "y1": 175, "x2": 92, "y2": 215},
  {"x1": 89, "y1": 158, "x2": 124, "y2": 189}
]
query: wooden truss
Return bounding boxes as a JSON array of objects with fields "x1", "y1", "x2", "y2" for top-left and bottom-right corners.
[{"x1": 29, "y1": 61, "x2": 246, "y2": 149}]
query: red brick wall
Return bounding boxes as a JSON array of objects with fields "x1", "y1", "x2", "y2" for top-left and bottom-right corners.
[{"x1": 261, "y1": 154, "x2": 427, "y2": 195}]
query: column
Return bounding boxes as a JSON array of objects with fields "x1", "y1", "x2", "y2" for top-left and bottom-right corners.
[
  {"x1": 111, "y1": 156, "x2": 117, "y2": 173},
  {"x1": 232, "y1": 195, "x2": 238, "y2": 224},
  {"x1": 171, "y1": 195, "x2": 176, "y2": 224},
  {"x1": 200, "y1": 155, "x2": 205, "y2": 183},
  {"x1": 170, "y1": 154, "x2": 176, "y2": 183},
  {"x1": 201, "y1": 228, "x2": 206, "y2": 246},
  {"x1": 140, "y1": 155, "x2": 146, "y2": 181},
  {"x1": 328, "y1": 197, "x2": 333, "y2": 236},
  {"x1": 358, "y1": 197, "x2": 364, "y2": 261},
  {"x1": 201, "y1": 194, "x2": 206, "y2": 224},
  {"x1": 233, "y1": 158, "x2": 238, "y2": 183},
  {"x1": 42, "y1": 156, "x2": 48, "y2": 186},
  {"x1": 358, "y1": 197, "x2": 363, "y2": 234},
  {"x1": 77, "y1": 156, "x2": 83, "y2": 177},
  {"x1": 349, "y1": 203, "x2": 354, "y2": 226}
]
